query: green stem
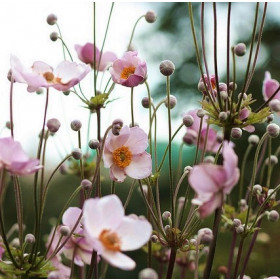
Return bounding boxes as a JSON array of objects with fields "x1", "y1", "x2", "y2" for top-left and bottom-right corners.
[
  {"x1": 130, "y1": 87, "x2": 135, "y2": 127},
  {"x1": 166, "y1": 247, "x2": 177, "y2": 279},
  {"x1": 127, "y1": 15, "x2": 145, "y2": 50},
  {"x1": 266, "y1": 137, "x2": 272, "y2": 188}
]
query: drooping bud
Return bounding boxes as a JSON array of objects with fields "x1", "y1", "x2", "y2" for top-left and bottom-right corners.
[
  {"x1": 47, "y1": 118, "x2": 61, "y2": 133},
  {"x1": 229, "y1": 82, "x2": 237, "y2": 91},
  {"x1": 267, "y1": 123, "x2": 280, "y2": 138},
  {"x1": 25, "y1": 234, "x2": 35, "y2": 244},
  {"x1": 71, "y1": 120, "x2": 82, "y2": 131},
  {"x1": 253, "y1": 184, "x2": 262, "y2": 195},
  {"x1": 141, "y1": 97, "x2": 153, "y2": 108},
  {"x1": 269, "y1": 99, "x2": 280, "y2": 112},
  {"x1": 159, "y1": 60, "x2": 175, "y2": 76},
  {"x1": 231, "y1": 127, "x2": 242, "y2": 139},
  {"x1": 164, "y1": 95, "x2": 177, "y2": 109},
  {"x1": 265, "y1": 155, "x2": 278, "y2": 165},
  {"x1": 162, "y1": 211, "x2": 171, "y2": 220},
  {"x1": 71, "y1": 148, "x2": 82, "y2": 160},
  {"x1": 184, "y1": 166, "x2": 193, "y2": 173},
  {"x1": 139, "y1": 268, "x2": 158, "y2": 279},
  {"x1": 197, "y1": 109, "x2": 206, "y2": 118},
  {"x1": 268, "y1": 210, "x2": 279, "y2": 222},
  {"x1": 145, "y1": 11, "x2": 157, "y2": 23},
  {"x1": 183, "y1": 114, "x2": 194, "y2": 127},
  {"x1": 50, "y1": 32, "x2": 59, "y2": 41},
  {"x1": 219, "y1": 111, "x2": 228, "y2": 121},
  {"x1": 219, "y1": 83, "x2": 227, "y2": 92},
  {"x1": 47, "y1": 14, "x2": 57, "y2": 25},
  {"x1": 248, "y1": 134, "x2": 259, "y2": 145},
  {"x1": 81, "y1": 179, "x2": 92, "y2": 190},
  {"x1": 234, "y1": 43, "x2": 246, "y2": 56},
  {"x1": 88, "y1": 139, "x2": 99, "y2": 150},
  {"x1": 60, "y1": 225, "x2": 71, "y2": 236}
]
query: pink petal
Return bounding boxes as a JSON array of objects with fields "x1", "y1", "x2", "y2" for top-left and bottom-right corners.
[
  {"x1": 101, "y1": 250, "x2": 135, "y2": 270},
  {"x1": 116, "y1": 216, "x2": 152, "y2": 251},
  {"x1": 121, "y1": 74, "x2": 144, "y2": 87},
  {"x1": 10, "y1": 159, "x2": 42, "y2": 175},
  {"x1": 263, "y1": 71, "x2": 280, "y2": 101},
  {"x1": 105, "y1": 126, "x2": 130, "y2": 152},
  {"x1": 243, "y1": 125, "x2": 255, "y2": 133},
  {"x1": 110, "y1": 164, "x2": 127, "y2": 182},
  {"x1": 32, "y1": 61, "x2": 53, "y2": 75},
  {"x1": 103, "y1": 146, "x2": 113, "y2": 168},
  {"x1": 62, "y1": 207, "x2": 82, "y2": 233},
  {"x1": 124, "y1": 152, "x2": 152, "y2": 180},
  {"x1": 124, "y1": 126, "x2": 148, "y2": 154},
  {"x1": 98, "y1": 51, "x2": 117, "y2": 71}
]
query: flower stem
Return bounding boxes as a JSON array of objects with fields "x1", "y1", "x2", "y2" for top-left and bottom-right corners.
[
  {"x1": 9, "y1": 78, "x2": 14, "y2": 138},
  {"x1": 233, "y1": 237, "x2": 244, "y2": 278},
  {"x1": 166, "y1": 247, "x2": 177, "y2": 279},
  {"x1": 226, "y1": 230, "x2": 237, "y2": 278},
  {"x1": 127, "y1": 15, "x2": 145, "y2": 50},
  {"x1": 131, "y1": 87, "x2": 135, "y2": 127}
]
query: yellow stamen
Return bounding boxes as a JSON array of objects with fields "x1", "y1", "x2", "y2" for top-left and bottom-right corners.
[
  {"x1": 43, "y1": 72, "x2": 55, "y2": 82},
  {"x1": 120, "y1": 66, "x2": 135, "y2": 80},
  {"x1": 99, "y1": 230, "x2": 121, "y2": 252},
  {"x1": 112, "y1": 146, "x2": 132, "y2": 168}
]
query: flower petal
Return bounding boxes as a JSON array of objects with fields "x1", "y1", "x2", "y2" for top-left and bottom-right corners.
[
  {"x1": 110, "y1": 164, "x2": 127, "y2": 182},
  {"x1": 101, "y1": 250, "x2": 135, "y2": 270},
  {"x1": 62, "y1": 207, "x2": 82, "y2": 232},
  {"x1": 124, "y1": 126, "x2": 148, "y2": 154},
  {"x1": 105, "y1": 126, "x2": 130, "y2": 152}
]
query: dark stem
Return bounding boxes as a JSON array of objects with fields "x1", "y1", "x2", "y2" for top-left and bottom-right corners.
[
  {"x1": 87, "y1": 250, "x2": 98, "y2": 279},
  {"x1": 255, "y1": 85, "x2": 280, "y2": 112},
  {"x1": 226, "y1": 230, "x2": 237, "y2": 278},
  {"x1": 166, "y1": 247, "x2": 177, "y2": 279},
  {"x1": 233, "y1": 238, "x2": 244, "y2": 278},
  {"x1": 226, "y1": 3, "x2": 231, "y2": 106}
]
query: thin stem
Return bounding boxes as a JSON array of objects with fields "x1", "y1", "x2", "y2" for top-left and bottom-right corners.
[
  {"x1": 127, "y1": 15, "x2": 145, "y2": 50},
  {"x1": 130, "y1": 87, "x2": 135, "y2": 127},
  {"x1": 226, "y1": 3, "x2": 231, "y2": 100},
  {"x1": 124, "y1": 180, "x2": 136, "y2": 209},
  {"x1": 111, "y1": 181, "x2": 116, "y2": 194},
  {"x1": 93, "y1": 2, "x2": 97, "y2": 96},
  {"x1": 87, "y1": 251, "x2": 98, "y2": 278},
  {"x1": 256, "y1": 85, "x2": 280, "y2": 112},
  {"x1": 55, "y1": 23, "x2": 66, "y2": 60},
  {"x1": 233, "y1": 238, "x2": 245, "y2": 278},
  {"x1": 266, "y1": 137, "x2": 272, "y2": 188},
  {"x1": 9, "y1": 78, "x2": 14, "y2": 138},
  {"x1": 166, "y1": 247, "x2": 177, "y2": 279},
  {"x1": 226, "y1": 230, "x2": 237, "y2": 278}
]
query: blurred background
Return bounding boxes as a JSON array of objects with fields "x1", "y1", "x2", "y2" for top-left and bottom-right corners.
[{"x1": 1, "y1": 1, "x2": 280, "y2": 278}]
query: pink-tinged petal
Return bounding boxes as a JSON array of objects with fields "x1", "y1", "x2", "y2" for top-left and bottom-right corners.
[
  {"x1": 62, "y1": 207, "x2": 82, "y2": 233},
  {"x1": 10, "y1": 159, "x2": 42, "y2": 175},
  {"x1": 243, "y1": 125, "x2": 255, "y2": 133},
  {"x1": 124, "y1": 152, "x2": 152, "y2": 180},
  {"x1": 110, "y1": 164, "x2": 127, "y2": 182},
  {"x1": 81, "y1": 43, "x2": 95, "y2": 64},
  {"x1": 105, "y1": 126, "x2": 130, "y2": 152},
  {"x1": 103, "y1": 146, "x2": 113, "y2": 168},
  {"x1": 199, "y1": 128, "x2": 220, "y2": 153},
  {"x1": 32, "y1": 61, "x2": 53, "y2": 75},
  {"x1": 224, "y1": 168, "x2": 240, "y2": 194},
  {"x1": 20, "y1": 71, "x2": 49, "y2": 92},
  {"x1": 239, "y1": 108, "x2": 250, "y2": 120},
  {"x1": 101, "y1": 250, "x2": 135, "y2": 270},
  {"x1": 10, "y1": 55, "x2": 28, "y2": 83},
  {"x1": 185, "y1": 109, "x2": 207, "y2": 132},
  {"x1": 263, "y1": 71, "x2": 280, "y2": 101},
  {"x1": 122, "y1": 74, "x2": 144, "y2": 87},
  {"x1": 116, "y1": 217, "x2": 152, "y2": 251},
  {"x1": 83, "y1": 195, "x2": 124, "y2": 239},
  {"x1": 124, "y1": 126, "x2": 148, "y2": 154},
  {"x1": 222, "y1": 141, "x2": 238, "y2": 179},
  {"x1": 50, "y1": 257, "x2": 71, "y2": 279},
  {"x1": 98, "y1": 51, "x2": 117, "y2": 71},
  {"x1": 189, "y1": 164, "x2": 227, "y2": 194}
]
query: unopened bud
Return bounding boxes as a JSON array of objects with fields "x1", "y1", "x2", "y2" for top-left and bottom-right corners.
[
  {"x1": 229, "y1": 82, "x2": 237, "y2": 91},
  {"x1": 198, "y1": 228, "x2": 213, "y2": 243},
  {"x1": 220, "y1": 91, "x2": 228, "y2": 100},
  {"x1": 231, "y1": 127, "x2": 242, "y2": 139},
  {"x1": 269, "y1": 99, "x2": 280, "y2": 112},
  {"x1": 81, "y1": 179, "x2": 92, "y2": 190},
  {"x1": 139, "y1": 268, "x2": 158, "y2": 279},
  {"x1": 47, "y1": 118, "x2": 61, "y2": 133},
  {"x1": 218, "y1": 266, "x2": 228, "y2": 275},
  {"x1": 145, "y1": 11, "x2": 157, "y2": 23},
  {"x1": 60, "y1": 225, "x2": 71, "y2": 236},
  {"x1": 267, "y1": 114, "x2": 274, "y2": 123},
  {"x1": 11, "y1": 238, "x2": 20, "y2": 248},
  {"x1": 267, "y1": 189, "x2": 276, "y2": 200},
  {"x1": 59, "y1": 164, "x2": 67, "y2": 175},
  {"x1": 238, "y1": 92, "x2": 247, "y2": 100},
  {"x1": 47, "y1": 14, "x2": 57, "y2": 25},
  {"x1": 267, "y1": 123, "x2": 280, "y2": 138},
  {"x1": 236, "y1": 225, "x2": 244, "y2": 234},
  {"x1": 71, "y1": 148, "x2": 82, "y2": 160},
  {"x1": 5, "y1": 121, "x2": 11, "y2": 130},
  {"x1": 88, "y1": 139, "x2": 99, "y2": 150},
  {"x1": 151, "y1": 235, "x2": 158, "y2": 243},
  {"x1": 248, "y1": 134, "x2": 259, "y2": 145},
  {"x1": 219, "y1": 111, "x2": 228, "y2": 121},
  {"x1": 162, "y1": 211, "x2": 171, "y2": 220},
  {"x1": 265, "y1": 155, "x2": 278, "y2": 165},
  {"x1": 204, "y1": 156, "x2": 215, "y2": 164},
  {"x1": 50, "y1": 32, "x2": 59, "y2": 41},
  {"x1": 240, "y1": 199, "x2": 247, "y2": 207},
  {"x1": 164, "y1": 95, "x2": 177, "y2": 109},
  {"x1": 197, "y1": 109, "x2": 205, "y2": 118},
  {"x1": 71, "y1": 120, "x2": 82, "y2": 131},
  {"x1": 183, "y1": 114, "x2": 194, "y2": 127},
  {"x1": 233, "y1": 219, "x2": 241, "y2": 227},
  {"x1": 25, "y1": 234, "x2": 35, "y2": 244},
  {"x1": 219, "y1": 83, "x2": 227, "y2": 92},
  {"x1": 268, "y1": 210, "x2": 279, "y2": 222},
  {"x1": 164, "y1": 225, "x2": 170, "y2": 232},
  {"x1": 234, "y1": 43, "x2": 246, "y2": 56},
  {"x1": 183, "y1": 132, "x2": 196, "y2": 145},
  {"x1": 141, "y1": 97, "x2": 153, "y2": 108},
  {"x1": 198, "y1": 81, "x2": 206, "y2": 92},
  {"x1": 159, "y1": 60, "x2": 175, "y2": 76},
  {"x1": 253, "y1": 184, "x2": 262, "y2": 194}
]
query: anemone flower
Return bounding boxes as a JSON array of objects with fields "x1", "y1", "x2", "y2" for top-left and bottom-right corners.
[
  {"x1": 262, "y1": 71, "x2": 280, "y2": 101},
  {"x1": 83, "y1": 195, "x2": 152, "y2": 270}
]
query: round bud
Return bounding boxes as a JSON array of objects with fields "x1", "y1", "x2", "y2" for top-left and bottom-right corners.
[
  {"x1": 11, "y1": 238, "x2": 20, "y2": 248},
  {"x1": 236, "y1": 225, "x2": 244, "y2": 234},
  {"x1": 151, "y1": 235, "x2": 158, "y2": 243},
  {"x1": 7, "y1": 69, "x2": 15, "y2": 82},
  {"x1": 25, "y1": 233, "x2": 35, "y2": 244},
  {"x1": 253, "y1": 184, "x2": 262, "y2": 194},
  {"x1": 198, "y1": 228, "x2": 213, "y2": 243},
  {"x1": 159, "y1": 60, "x2": 175, "y2": 76},
  {"x1": 139, "y1": 268, "x2": 158, "y2": 279},
  {"x1": 238, "y1": 92, "x2": 247, "y2": 100},
  {"x1": 219, "y1": 111, "x2": 228, "y2": 121},
  {"x1": 234, "y1": 43, "x2": 246, "y2": 56},
  {"x1": 184, "y1": 166, "x2": 193, "y2": 173},
  {"x1": 145, "y1": 10, "x2": 157, "y2": 23},
  {"x1": 59, "y1": 164, "x2": 67, "y2": 175},
  {"x1": 141, "y1": 97, "x2": 153, "y2": 108},
  {"x1": 198, "y1": 81, "x2": 206, "y2": 92},
  {"x1": 81, "y1": 179, "x2": 92, "y2": 190},
  {"x1": 267, "y1": 123, "x2": 280, "y2": 138},
  {"x1": 47, "y1": 118, "x2": 61, "y2": 133},
  {"x1": 268, "y1": 210, "x2": 279, "y2": 222},
  {"x1": 265, "y1": 155, "x2": 278, "y2": 165},
  {"x1": 189, "y1": 239, "x2": 197, "y2": 247},
  {"x1": 50, "y1": 32, "x2": 59, "y2": 41},
  {"x1": 204, "y1": 156, "x2": 215, "y2": 164},
  {"x1": 231, "y1": 127, "x2": 242, "y2": 139},
  {"x1": 218, "y1": 266, "x2": 228, "y2": 276},
  {"x1": 248, "y1": 134, "x2": 259, "y2": 145},
  {"x1": 183, "y1": 132, "x2": 196, "y2": 145},
  {"x1": 112, "y1": 118, "x2": 123, "y2": 127},
  {"x1": 88, "y1": 139, "x2": 99, "y2": 150},
  {"x1": 60, "y1": 225, "x2": 71, "y2": 236},
  {"x1": 219, "y1": 83, "x2": 227, "y2": 92},
  {"x1": 71, "y1": 120, "x2": 82, "y2": 131},
  {"x1": 63, "y1": 90, "x2": 70, "y2": 96},
  {"x1": 220, "y1": 91, "x2": 228, "y2": 100},
  {"x1": 197, "y1": 109, "x2": 206, "y2": 118},
  {"x1": 267, "y1": 114, "x2": 274, "y2": 123},
  {"x1": 112, "y1": 124, "x2": 122, "y2": 136},
  {"x1": 233, "y1": 219, "x2": 241, "y2": 227},
  {"x1": 229, "y1": 82, "x2": 237, "y2": 91},
  {"x1": 47, "y1": 14, "x2": 57, "y2": 25},
  {"x1": 164, "y1": 225, "x2": 170, "y2": 232},
  {"x1": 183, "y1": 114, "x2": 194, "y2": 127},
  {"x1": 164, "y1": 95, "x2": 177, "y2": 109},
  {"x1": 240, "y1": 199, "x2": 247, "y2": 207},
  {"x1": 5, "y1": 121, "x2": 11, "y2": 130},
  {"x1": 269, "y1": 99, "x2": 280, "y2": 112},
  {"x1": 71, "y1": 148, "x2": 82, "y2": 160},
  {"x1": 162, "y1": 211, "x2": 171, "y2": 220},
  {"x1": 267, "y1": 189, "x2": 276, "y2": 200}
]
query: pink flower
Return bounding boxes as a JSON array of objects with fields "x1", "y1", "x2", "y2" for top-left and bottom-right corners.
[
  {"x1": 239, "y1": 108, "x2": 255, "y2": 133},
  {"x1": 198, "y1": 74, "x2": 217, "y2": 95},
  {"x1": 183, "y1": 109, "x2": 221, "y2": 153},
  {"x1": 10, "y1": 55, "x2": 90, "y2": 93},
  {"x1": 109, "y1": 51, "x2": 147, "y2": 87},
  {"x1": 103, "y1": 125, "x2": 152, "y2": 182},
  {"x1": 262, "y1": 71, "x2": 280, "y2": 101},
  {"x1": 0, "y1": 137, "x2": 42, "y2": 176},
  {"x1": 189, "y1": 141, "x2": 240, "y2": 218},
  {"x1": 48, "y1": 257, "x2": 70, "y2": 279},
  {"x1": 75, "y1": 43, "x2": 117, "y2": 71},
  {"x1": 83, "y1": 195, "x2": 152, "y2": 270}
]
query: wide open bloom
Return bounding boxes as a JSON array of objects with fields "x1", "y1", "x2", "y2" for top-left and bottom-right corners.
[
  {"x1": 109, "y1": 51, "x2": 147, "y2": 87},
  {"x1": 189, "y1": 141, "x2": 240, "y2": 218},
  {"x1": 75, "y1": 43, "x2": 117, "y2": 71},
  {"x1": 262, "y1": 71, "x2": 280, "y2": 101},
  {"x1": 10, "y1": 55, "x2": 90, "y2": 93},
  {"x1": 0, "y1": 137, "x2": 42, "y2": 176},
  {"x1": 83, "y1": 195, "x2": 152, "y2": 270},
  {"x1": 103, "y1": 125, "x2": 152, "y2": 182},
  {"x1": 183, "y1": 109, "x2": 220, "y2": 153}
]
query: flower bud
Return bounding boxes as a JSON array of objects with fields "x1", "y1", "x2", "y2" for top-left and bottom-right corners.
[
  {"x1": 145, "y1": 11, "x2": 157, "y2": 23},
  {"x1": 71, "y1": 120, "x2": 82, "y2": 131},
  {"x1": 47, "y1": 118, "x2": 61, "y2": 133},
  {"x1": 267, "y1": 123, "x2": 280, "y2": 138},
  {"x1": 240, "y1": 199, "x2": 247, "y2": 207},
  {"x1": 236, "y1": 225, "x2": 244, "y2": 234},
  {"x1": 5, "y1": 121, "x2": 11, "y2": 130},
  {"x1": 88, "y1": 139, "x2": 99, "y2": 150},
  {"x1": 71, "y1": 148, "x2": 82, "y2": 160},
  {"x1": 219, "y1": 83, "x2": 227, "y2": 92},
  {"x1": 198, "y1": 81, "x2": 206, "y2": 92},
  {"x1": 59, "y1": 164, "x2": 67, "y2": 175},
  {"x1": 233, "y1": 218, "x2": 241, "y2": 227},
  {"x1": 198, "y1": 228, "x2": 213, "y2": 243},
  {"x1": 183, "y1": 114, "x2": 194, "y2": 127},
  {"x1": 60, "y1": 225, "x2": 71, "y2": 236},
  {"x1": 151, "y1": 235, "x2": 158, "y2": 243},
  {"x1": 164, "y1": 95, "x2": 177, "y2": 109},
  {"x1": 141, "y1": 97, "x2": 153, "y2": 108},
  {"x1": 139, "y1": 268, "x2": 158, "y2": 279},
  {"x1": 229, "y1": 82, "x2": 237, "y2": 91},
  {"x1": 238, "y1": 92, "x2": 247, "y2": 100},
  {"x1": 50, "y1": 31, "x2": 59, "y2": 41},
  {"x1": 11, "y1": 238, "x2": 20, "y2": 248},
  {"x1": 219, "y1": 111, "x2": 228, "y2": 121},
  {"x1": 248, "y1": 134, "x2": 259, "y2": 145},
  {"x1": 7, "y1": 69, "x2": 15, "y2": 82},
  {"x1": 231, "y1": 127, "x2": 242, "y2": 139},
  {"x1": 164, "y1": 225, "x2": 170, "y2": 232},
  {"x1": 204, "y1": 155, "x2": 215, "y2": 164},
  {"x1": 81, "y1": 179, "x2": 92, "y2": 190},
  {"x1": 267, "y1": 114, "x2": 274, "y2": 123},
  {"x1": 197, "y1": 109, "x2": 206, "y2": 118},
  {"x1": 184, "y1": 166, "x2": 192, "y2": 174},
  {"x1": 265, "y1": 155, "x2": 278, "y2": 165},
  {"x1": 189, "y1": 239, "x2": 197, "y2": 247},
  {"x1": 162, "y1": 211, "x2": 171, "y2": 220},
  {"x1": 159, "y1": 60, "x2": 175, "y2": 76},
  {"x1": 112, "y1": 124, "x2": 122, "y2": 135},
  {"x1": 268, "y1": 210, "x2": 279, "y2": 222},
  {"x1": 47, "y1": 13, "x2": 57, "y2": 25},
  {"x1": 267, "y1": 189, "x2": 276, "y2": 200},
  {"x1": 183, "y1": 132, "x2": 196, "y2": 145},
  {"x1": 218, "y1": 266, "x2": 228, "y2": 276},
  {"x1": 112, "y1": 118, "x2": 123, "y2": 127},
  {"x1": 220, "y1": 91, "x2": 228, "y2": 100},
  {"x1": 234, "y1": 43, "x2": 246, "y2": 56},
  {"x1": 269, "y1": 99, "x2": 280, "y2": 112},
  {"x1": 253, "y1": 184, "x2": 262, "y2": 194},
  {"x1": 25, "y1": 233, "x2": 35, "y2": 244}
]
